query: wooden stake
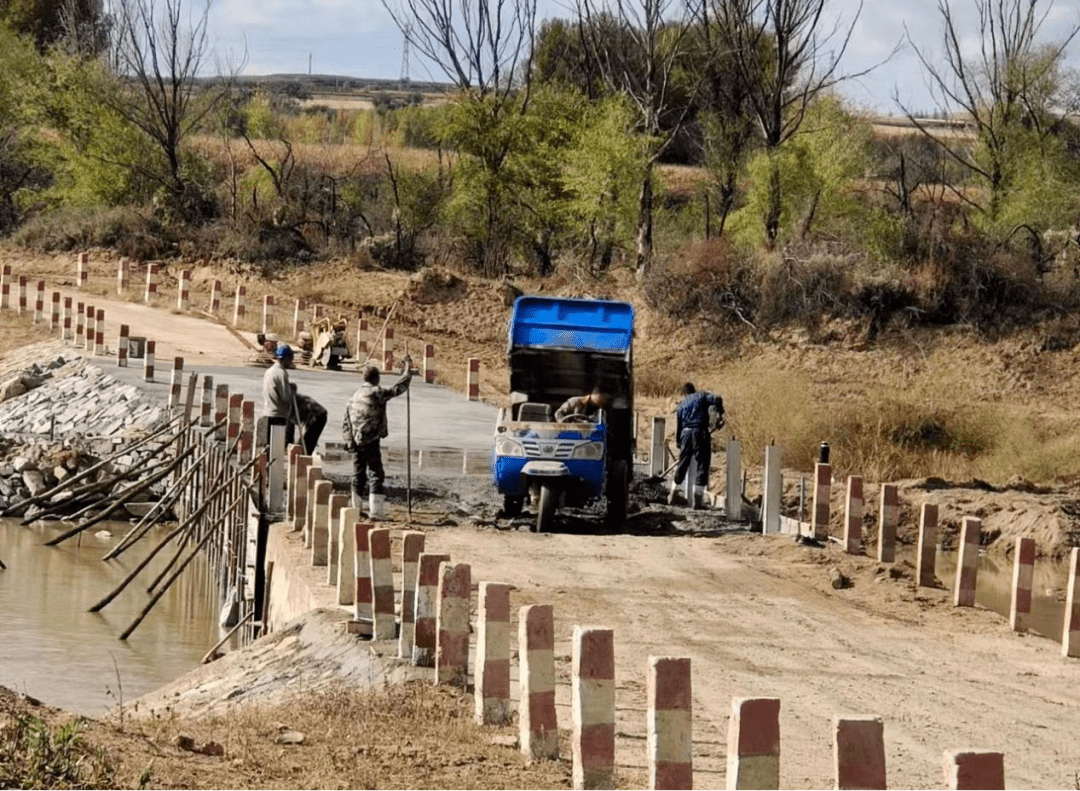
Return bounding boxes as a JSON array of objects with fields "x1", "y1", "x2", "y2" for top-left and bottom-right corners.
[{"x1": 200, "y1": 609, "x2": 255, "y2": 664}]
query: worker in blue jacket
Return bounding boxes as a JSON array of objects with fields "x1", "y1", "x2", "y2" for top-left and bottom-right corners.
[{"x1": 668, "y1": 382, "x2": 724, "y2": 509}]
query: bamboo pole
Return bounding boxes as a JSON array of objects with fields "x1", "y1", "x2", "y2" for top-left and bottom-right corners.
[{"x1": 200, "y1": 609, "x2": 255, "y2": 664}]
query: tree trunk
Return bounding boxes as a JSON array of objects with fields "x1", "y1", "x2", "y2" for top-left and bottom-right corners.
[
  {"x1": 635, "y1": 172, "x2": 654, "y2": 277},
  {"x1": 764, "y1": 159, "x2": 781, "y2": 249}
]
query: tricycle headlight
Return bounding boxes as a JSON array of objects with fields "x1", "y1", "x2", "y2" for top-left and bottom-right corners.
[
  {"x1": 571, "y1": 441, "x2": 604, "y2": 460},
  {"x1": 495, "y1": 436, "x2": 525, "y2": 457}
]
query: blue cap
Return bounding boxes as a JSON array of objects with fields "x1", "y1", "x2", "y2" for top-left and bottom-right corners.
[{"x1": 275, "y1": 345, "x2": 293, "y2": 360}]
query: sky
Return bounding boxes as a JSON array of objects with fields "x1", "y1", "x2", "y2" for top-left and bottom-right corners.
[{"x1": 203, "y1": 0, "x2": 1080, "y2": 113}]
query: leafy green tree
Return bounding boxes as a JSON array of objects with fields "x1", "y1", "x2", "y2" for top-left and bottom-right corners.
[{"x1": 0, "y1": 0, "x2": 107, "y2": 53}]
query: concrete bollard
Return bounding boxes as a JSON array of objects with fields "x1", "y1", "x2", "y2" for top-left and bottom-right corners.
[
  {"x1": 648, "y1": 656, "x2": 692, "y2": 790},
  {"x1": 1063, "y1": 548, "x2": 1080, "y2": 657},
  {"x1": 876, "y1": 484, "x2": 898, "y2": 563},
  {"x1": 50, "y1": 291, "x2": 59, "y2": 332},
  {"x1": 844, "y1": 476, "x2": 863, "y2": 554},
  {"x1": 310, "y1": 480, "x2": 332, "y2": 566},
  {"x1": 293, "y1": 298, "x2": 305, "y2": 337},
  {"x1": 812, "y1": 462, "x2": 831, "y2": 541},
  {"x1": 83, "y1": 303, "x2": 95, "y2": 350},
  {"x1": 233, "y1": 285, "x2": 246, "y2": 325},
  {"x1": 213, "y1": 384, "x2": 228, "y2": 442},
  {"x1": 143, "y1": 340, "x2": 155, "y2": 382},
  {"x1": 62, "y1": 297, "x2": 71, "y2": 341},
  {"x1": 834, "y1": 716, "x2": 886, "y2": 790},
  {"x1": 240, "y1": 400, "x2": 255, "y2": 463},
  {"x1": 382, "y1": 325, "x2": 394, "y2": 371},
  {"x1": 727, "y1": 697, "x2": 780, "y2": 790},
  {"x1": 17, "y1": 275, "x2": 26, "y2": 315},
  {"x1": 77, "y1": 251, "x2": 88, "y2": 287},
  {"x1": 384, "y1": 349, "x2": 394, "y2": 373},
  {"x1": 336, "y1": 506, "x2": 359, "y2": 605},
  {"x1": 75, "y1": 300, "x2": 84, "y2": 343},
  {"x1": 467, "y1": 357, "x2": 480, "y2": 401},
  {"x1": 917, "y1": 502, "x2": 938, "y2": 587},
  {"x1": 117, "y1": 257, "x2": 129, "y2": 293},
  {"x1": 209, "y1": 279, "x2": 221, "y2": 315},
  {"x1": 326, "y1": 493, "x2": 347, "y2": 585},
  {"x1": 648, "y1": 417, "x2": 667, "y2": 478},
  {"x1": 176, "y1": 269, "x2": 191, "y2": 311},
  {"x1": 0, "y1": 264, "x2": 9, "y2": 310},
  {"x1": 1010, "y1": 536, "x2": 1035, "y2": 632},
  {"x1": 412, "y1": 552, "x2": 450, "y2": 666},
  {"x1": 435, "y1": 561, "x2": 470, "y2": 683},
  {"x1": 227, "y1": 393, "x2": 242, "y2": 448},
  {"x1": 356, "y1": 316, "x2": 368, "y2": 357},
  {"x1": 314, "y1": 303, "x2": 324, "y2": 320},
  {"x1": 762, "y1": 444, "x2": 781, "y2": 534},
  {"x1": 370, "y1": 528, "x2": 395, "y2": 640},
  {"x1": 519, "y1": 604, "x2": 559, "y2": 761},
  {"x1": 726, "y1": 440, "x2": 742, "y2": 519},
  {"x1": 303, "y1": 465, "x2": 323, "y2": 547},
  {"x1": 572, "y1": 626, "x2": 615, "y2": 790},
  {"x1": 353, "y1": 522, "x2": 374, "y2": 623},
  {"x1": 200, "y1": 375, "x2": 213, "y2": 427},
  {"x1": 262, "y1": 294, "x2": 274, "y2": 334},
  {"x1": 475, "y1": 581, "x2": 511, "y2": 725},
  {"x1": 33, "y1": 280, "x2": 43, "y2": 323},
  {"x1": 144, "y1": 263, "x2": 158, "y2": 302},
  {"x1": 168, "y1": 357, "x2": 184, "y2": 411},
  {"x1": 954, "y1": 516, "x2": 981, "y2": 607},
  {"x1": 293, "y1": 455, "x2": 310, "y2": 532},
  {"x1": 117, "y1": 324, "x2": 129, "y2": 367},
  {"x1": 424, "y1": 343, "x2": 436, "y2": 383},
  {"x1": 943, "y1": 750, "x2": 1004, "y2": 790},
  {"x1": 94, "y1": 309, "x2": 104, "y2": 355},
  {"x1": 398, "y1": 531, "x2": 426, "y2": 659}
]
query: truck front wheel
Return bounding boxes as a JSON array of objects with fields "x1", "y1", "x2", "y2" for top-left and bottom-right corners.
[{"x1": 535, "y1": 483, "x2": 557, "y2": 533}]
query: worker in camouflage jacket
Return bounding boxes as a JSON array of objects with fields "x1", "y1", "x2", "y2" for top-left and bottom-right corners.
[{"x1": 342, "y1": 358, "x2": 412, "y2": 519}]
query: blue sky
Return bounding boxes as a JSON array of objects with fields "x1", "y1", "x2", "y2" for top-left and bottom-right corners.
[{"x1": 204, "y1": 0, "x2": 1080, "y2": 113}]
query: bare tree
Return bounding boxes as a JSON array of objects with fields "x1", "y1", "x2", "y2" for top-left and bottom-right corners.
[
  {"x1": 381, "y1": 0, "x2": 538, "y2": 97},
  {"x1": 108, "y1": 0, "x2": 227, "y2": 217},
  {"x1": 713, "y1": 0, "x2": 874, "y2": 245},
  {"x1": 577, "y1": 0, "x2": 703, "y2": 274},
  {"x1": 901, "y1": 0, "x2": 1080, "y2": 223}
]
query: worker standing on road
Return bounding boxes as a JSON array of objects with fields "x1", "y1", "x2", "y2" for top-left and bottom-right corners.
[
  {"x1": 263, "y1": 345, "x2": 298, "y2": 446},
  {"x1": 668, "y1": 382, "x2": 724, "y2": 509},
  {"x1": 342, "y1": 358, "x2": 413, "y2": 519}
]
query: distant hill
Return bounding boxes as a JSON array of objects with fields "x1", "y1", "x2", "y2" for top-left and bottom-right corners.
[{"x1": 234, "y1": 73, "x2": 453, "y2": 96}]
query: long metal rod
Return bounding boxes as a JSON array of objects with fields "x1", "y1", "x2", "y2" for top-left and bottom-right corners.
[{"x1": 200, "y1": 609, "x2": 255, "y2": 664}]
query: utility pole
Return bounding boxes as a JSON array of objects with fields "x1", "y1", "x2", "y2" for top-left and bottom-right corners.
[{"x1": 308, "y1": 52, "x2": 312, "y2": 75}]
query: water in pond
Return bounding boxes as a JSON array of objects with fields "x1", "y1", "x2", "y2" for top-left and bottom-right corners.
[{"x1": 0, "y1": 519, "x2": 221, "y2": 716}]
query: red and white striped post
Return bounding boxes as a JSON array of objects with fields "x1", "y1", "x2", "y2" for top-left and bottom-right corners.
[
  {"x1": 61, "y1": 297, "x2": 72, "y2": 341},
  {"x1": 168, "y1": 357, "x2": 184, "y2": 411},
  {"x1": 226, "y1": 393, "x2": 242, "y2": 450},
  {"x1": 76, "y1": 251, "x2": 88, "y2": 287},
  {"x1": 313, "y1": 303, "x2": 324, "y2": 321},
  {"x1": 49, "y1": 291, "x2": 59, "y2": 333},
  {"x1": 83, "y1": 304, "x2": 94, "y2": 350},
  {"x1": 519, "y1": 604, "x2": 559, "y2": 761},
  {"x1": 233, "y1": 285, "x2": 246, "y2": 325},
  {"x1": 326, "y1": 493, "x2": 347, "y2": 585},
  {"x1": 310, "y1": 480, "x2": 332, "y2": 566},
  {"x1": 262, "y1": 294, "x2": 274, "y2": 333},
  {"x1": 293, "y1": 298, "x2": 305, "y2": 337},
  {"x1": 917, "y1": 502, "x2": 938, "y2": 587},
  {"x1": 1009, "y1": 536, "x2": 1035, "y2": 632},
  {"x1": 1062, "y1": 548, "x2": 1080, "y2": 657},
  {"x1": 954, "y1": 516, "x2": 981, "y2": 607},
  {"x1": 240, "y1": 399, "x2": 254, "y2": 465},
  {"x1": 209, "y1": 278, "x2": 221, "y2": 315},
  {"x1": 467, "y1": 357, "x2": 480, "y2": 401},
  {"x1": 436, "y1": 561, "x2": 471, "y2": 684},
  {"x1": 412, "y1": 552, "x2": 450, "y2": 666},
  {"x1": 398, "y1": 531, "x2": 426, "y2": 659},
  {"x1": 877, "y1": 484, "x2": 899, "y2": 563},
  {"x1": 200, "y1": 375, "x2": 213, "y2": 426},
  {"x1": 353, "y1": 522, "x2": 374, "y2": 624},
  {"x1": 648, "y1": 657, "x2": 693, "y2": 790},
  {"x1": 144, "y1": 263, "x2": 158, "y2": 302},
  {"x1": 572, "y1": 626, "x2": 615, "y2": 790},
  {"x1": 94, "y1": 308, "x2": 104, "y2": 355},
  {"x1": 382, "y1": 325, "x2": 394, "y2": 371},
  {"x1": 143, "y1": 340, "x2": 155, "y2": 382},
  {"x1": 811, "y1": 462, "x2": 831, "y2": 541},
  {"x1": 117, "y1": 324, "x2": 129, "y2": 367},
  {"x1": 336, "y1": 506, "x2": 359, "y2": 605},
  {"x1": 944, "y1": 750, "x2": 1004, "y2": 790},
  {"x1": 370, "y1": 527, "x2": 396, "y2": 640},
  {"x1": 834, "y1": 716, "x2": 886, "y2": 790},
  {"x1": 475, "y1": 581, "x2": 511, "y2": 725},
  {"x1": 424, "y1": 343, "x2": 436, "y2": 384},
  {"x1": 16, "y1": 275, "x2": 26, "y2": 315},
  {"x1": 843, "y1": 476, "x2": 863, "y2": 554},
  {"x1": 176, "y1": 269, "x2": 191, "y2": 311},
  {"x1": 33, "y1": 280, "x2": 43, "y2": 323},
  {"x1": 291, "y1": 454, "x2": 309, "y2": 531},
  {"x1": 74, "y1": 301, "x2": 84, "y2": 343},
  {"x1": 117, "y1": 258, "x2": 129, "y2": 293},
  {"x1": 356, "y1": 316, "x2": 368, "y2": 358},
  {"x1": 0, "y1": 264, "x2": 10, "y2": 309},
  {"x1": 213, "y1": 384, "x2": 229, "y2": 442},
  {"x1": 303, "y1": 465, "x2": 323, "y2": 547},
  {"x1": 727, "y1": 697, "x2": 780, "y2": 790}
]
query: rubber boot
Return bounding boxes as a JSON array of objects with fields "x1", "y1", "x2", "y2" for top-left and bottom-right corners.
[
  {"x1": 667, "y1": 479, "x2": 680, "y2": 506},
  {"x1": 369, "y1": 493, "x2": 386, "y2": 521},
  {"x1": 351, "y1": 490, "x2": 364, "y2": 512},
  {"x1": 693, "y1": 485, "x2": 705, "y2": 510}
]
